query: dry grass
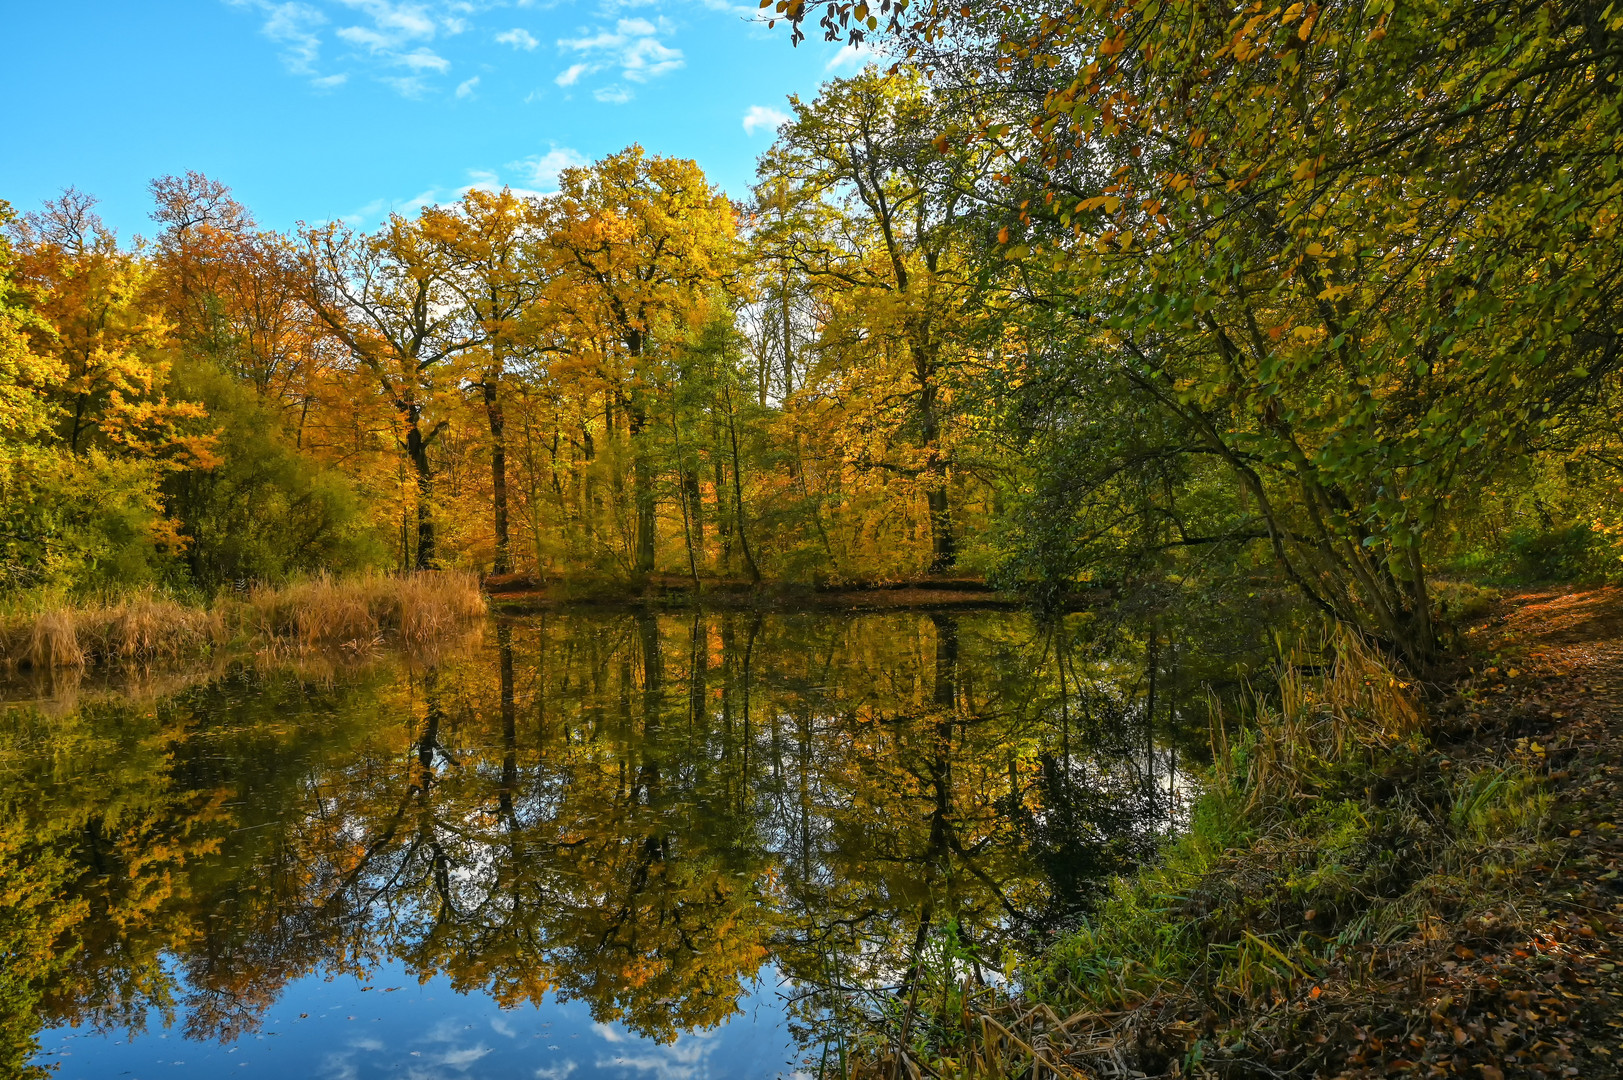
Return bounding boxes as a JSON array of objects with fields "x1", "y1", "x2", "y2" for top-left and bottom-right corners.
[
  {"x1": 1212, "y1": 628, "x2": 1426, "y2": 815},
  {"x1": 0, "y1": 572, "x2": 486, "y2": 670}
]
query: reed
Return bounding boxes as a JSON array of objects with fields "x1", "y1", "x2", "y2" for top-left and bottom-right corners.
[
  {"x1": 1211, "y1": 627, "x2": 1427, "y2": 818},
  {"x1": 0, "y1": 571, "x2": 486, "y2": 670}
]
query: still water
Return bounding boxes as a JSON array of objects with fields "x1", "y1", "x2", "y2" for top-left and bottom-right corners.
[{"x1": 2, "y1": 611, "x2": 1193, "y2": 1079}]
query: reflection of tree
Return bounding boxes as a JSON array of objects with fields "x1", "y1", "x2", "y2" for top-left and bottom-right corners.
[{"x1": 1, "y1": 610, "x2": 1195, "y2": 1066}]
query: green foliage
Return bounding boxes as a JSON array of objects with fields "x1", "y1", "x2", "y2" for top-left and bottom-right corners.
[
  {"x1": 788, "y1": 0, "x2": 1623, "y2": 666},
  {"x1": 0, "y1": 449, "x2": 172, "y2": 592},
  {"x1": 162, "y1": 360, "x2": 382, "y2": 588}
]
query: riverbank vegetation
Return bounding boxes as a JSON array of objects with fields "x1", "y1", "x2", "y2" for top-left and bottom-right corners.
[
  {"x1": 836, "y1": 593, "x2": 1623, "y2": 1078},
  {"x1": 0, "y1": 572, "x2": 485, "y2": 669}
]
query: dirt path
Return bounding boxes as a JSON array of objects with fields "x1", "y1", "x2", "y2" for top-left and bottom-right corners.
[{"x1": 1404, "y1": 587, "x2": 1623, "y2": 1079}]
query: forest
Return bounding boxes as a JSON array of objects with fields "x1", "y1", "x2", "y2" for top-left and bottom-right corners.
[
  {"x1": 3, "y1": 0, "x2": 1618, "y2": 673},
  {"x1": 4, "y1": 0, "x2": 1623, "y2": 1076}
]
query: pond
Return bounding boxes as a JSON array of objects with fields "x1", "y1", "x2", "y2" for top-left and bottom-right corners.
[{"x1": 1, "y1": 610, "x2": 1204, "y2": 1079}]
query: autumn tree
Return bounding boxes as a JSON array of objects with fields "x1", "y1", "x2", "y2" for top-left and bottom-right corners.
[
  {"x1": 421, "y1": 188, "x2": 554, "y2": 576},
  {"x1": 545, "y1": 147, "x2": 738, "y2": 576},
  {"x1": 303, "y1": 214, "x2": 484, "y2": 569},
  {"x1": 2, "y1": 191, "x2": 220, "y2": 586},
  {"x1": 755, "y1": 69, "x2": 996, "y2": 573},
  {"x1": 148, "y1": 172, "x2": 321, "y2": 410}
]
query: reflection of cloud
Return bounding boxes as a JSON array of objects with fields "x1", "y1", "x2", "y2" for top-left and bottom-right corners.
[
  {"x1": 424, "y1": 1018, "x2": 467, "y2": 1042},
  {"x1": 319, "y1": 1048, "x2": 361, "y2": 1080},
  {"x1": 351, "y1": 1036, "x2": 385, "y2": 1051},
  {"x1": 594, "y1": 1026, "x2": 721, "y2": 1080},
  {"x1": 489, "y1": 1014, "x2": 517, "y2": 1039},
  {"x1": 436, "y1": 1045, "x2": 493, "y2": 1068},
  {"x1": 742, "y1": 104, "x2": 789, "y2": 136},
  {"x1": 534, "y1": 1063, "x2": 578, "y2": 1080}
]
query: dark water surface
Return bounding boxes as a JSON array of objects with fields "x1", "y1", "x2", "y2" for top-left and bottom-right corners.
[{"x1": 2, "y1": 611, "x2": 1192, "y2": 1079}]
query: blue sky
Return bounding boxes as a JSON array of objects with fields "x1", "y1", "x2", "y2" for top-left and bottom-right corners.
[{"x1": 2, "y1": 0, "x2": 873, "y2": 239}]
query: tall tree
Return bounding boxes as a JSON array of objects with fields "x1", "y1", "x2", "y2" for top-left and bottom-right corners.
[
  {"x1": 788, "y1": 0, "x2": 1623, "y2": 664},
  {"x1": 424, "y1": 188, "x2": 553, "y2": 575},
  {"x1": 302, "y1": 214, "x2": 483, "y2": 570},
  {"x1": 756, "y1": 69, "x2": 995, "y2": 573},
  {"x1": 545, "y1": 147, "x2": 738, "y2": 576}
]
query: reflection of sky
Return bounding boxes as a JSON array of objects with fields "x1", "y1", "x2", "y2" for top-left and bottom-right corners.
[{"x1": 34, "y1": 961, "x2": 801, "y2": 1080}]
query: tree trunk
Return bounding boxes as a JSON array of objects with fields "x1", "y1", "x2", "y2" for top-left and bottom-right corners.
[
  {"x1": 780, "y1": 268, "x2": 796, "y2": 398},
  {"x1": 406, "y1": 414, "x2": 436, "y2": 570},
  {"x1": 498, "y1": 621, "x2": 517, "y2": 818},
  {"x1": 483, "y1": 374, "x2": 511, "y2": 575},
  {"x1": 684, "y1": 469, "x2": 705, "y2": 564},
  {"x1": 628, "y1": 396, "x2": 656, "y2": 576},
  {"x1": 926, "y1": 484, "x2": 956, "y2": 575},
  {"x1": 722, "y1": 385, "x2": 761, "y2": 583},
  {"x1": 914, "y1": 331, "x2": 956, "y2": 575}
]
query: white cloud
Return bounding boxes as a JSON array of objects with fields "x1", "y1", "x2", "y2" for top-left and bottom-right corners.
[
  {"x1": 336, "y1": 24, "x2": 391, "y2": 49},
  {"x1": 511, "y1": 147, "x2": 588, "y2": 189},
  {"x1": 825, "y1": 42, "x2": 877, "y2": 72},
  {"x1": 398, "y1": 46, "x2": 450, "y2": 71},
  {"x1": 336, "y1": 0, "x2": 438, "y2": 48},
  {"x1": 229, "y1": 0, "x2": 331, "y2": 81},
  {"x1": 455, "y1": 75, "x2": 479, "y2": 97},
  {"x1": 380, "y1": 74, "x2": 429, "y2": 96},
  {"x1": 620, "y1": 36, "x2": 682, "y2": 82},
  {"x1": 557, "y1": 17, "x2": 683, "y2": 93},
  {"x1": 496, "y1": 27, "x2": 539, "y2": 49},
  {"x1": 234, "y1": 0, "x2": 688, "y2": 99},
  {"x1": 324, "y1": 0, "x2": 463, "y2": 94},
  {"x1": 339, "y1": 186, "x2": 438, "y2": 228},
  {"x1": 742, "y1": 104, "x2": 789, "y2": 136}
]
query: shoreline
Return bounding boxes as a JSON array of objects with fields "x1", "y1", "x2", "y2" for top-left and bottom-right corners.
[
  {"x1": 849, "y1": 586, "x2": 1623, "y2": 1079},
  {"x1": 484, "y1": 574, "x2": 1106, "y2": 614}
]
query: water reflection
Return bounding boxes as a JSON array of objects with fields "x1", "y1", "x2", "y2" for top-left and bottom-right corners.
[{"x1": 1, "y1": 611, "x2": 1192, "y2": 1077}]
